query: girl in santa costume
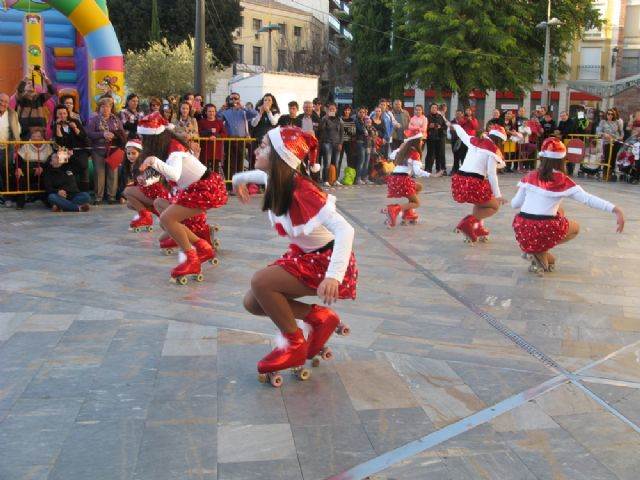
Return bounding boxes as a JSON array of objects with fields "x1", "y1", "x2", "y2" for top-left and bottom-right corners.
[
  {"x1": 383, "y1": 131, "x2": 441, "y2": 227},
  {"x1": 512, "y1": 137, "x2": 624, "y2": 275},
  {"x1": 450, "y1": 123, "x2": 508, "y2": 243},
  {"x1": 122, "y1": 138, "x2": 170, "y2": 232},
  {"x1": 232, "y1": 126, "x2": 357, "y2": 386},
  {"x1": 138, "y1": 111, "x2": 227, "y2": 284}
]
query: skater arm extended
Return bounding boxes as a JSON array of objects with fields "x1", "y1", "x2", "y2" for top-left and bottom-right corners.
[
  {"x1": 452, "y1": 124, "x2": 472, "y2": 148},
  {"x1": 486, "y1": 157, "x2": 503, "y2": 200},
  {"x1": 409, "y1": 159, "x2": 431, "y2": 178},
  {"x1": 510, "y1": 186, "x2": 525, "y2": 209},
  {"x1": 322, "y1": 212, "x2": 355, "y2": 283},
  {"x1": 232, "y1": 169, "x2": 269, "y2": 203},
  {"x1": 570, "y1": 188, "x2": 624, "y2": 231}
]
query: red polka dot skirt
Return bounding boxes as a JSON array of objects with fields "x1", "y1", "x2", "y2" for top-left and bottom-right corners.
[
  {"x1": 451, "y1": 173, "x2": 493, "y2": 204},
  {"x1": 272, "y1": 243, "x2": 358, "y2": 300},
  {"x1": 139, "y1": 183, "x2": 170, "y2": 202},
  {"x1": 386, "y1": 175, "x2": 417, "y2": 198},
  {"x1": 173, "y1": 173, "x2": 227, "y2": 210},
  {"x1": 512, "y1": 213, "x2": 569, "y2": 253},
  {"x1": 182, "y1": 212, "x2": 208, "y2": 238}
]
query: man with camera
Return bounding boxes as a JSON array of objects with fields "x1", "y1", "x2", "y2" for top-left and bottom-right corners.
[
  {"x1": 218, "y1": 92, "x2": 257, "y2": 182},
  {"x1": 43, "y1": 150, "x2": 90, "y2": 212},
  {"x1": 15, "y1": 65, "x2": 56, "y2": 140}
]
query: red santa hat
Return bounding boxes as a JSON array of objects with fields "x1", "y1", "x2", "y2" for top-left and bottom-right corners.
[
  {"x1": 488, "y1": 125, "x2": 507, "y2": 141},
  {"x1": 403, "y1": 128, "x2": 423, "y2": 140},
  {"x1": 125, "y1": 139, "x2": 142, "y2": 150},
  {"x1": 267, "y1": 126, "x2": 320, "y2": 173},
  {"x1": 539, "y1": 137, "x2": 567, "y2": 159},
  {"x1": 137, "y1": 111, "x2": 168, "y2": 135}
]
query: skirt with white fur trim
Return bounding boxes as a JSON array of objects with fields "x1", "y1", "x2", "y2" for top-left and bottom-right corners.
[{"x1": 271, "y1": 243, "x2": 358, "y2": 300}]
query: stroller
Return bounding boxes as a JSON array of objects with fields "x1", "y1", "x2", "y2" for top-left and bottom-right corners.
[
  {"x1": 616, "y1": 137, "x2": 640, "y2": 184},
  {"x1": 578, "y1": 137, "x2": 604, "y2": 179}
]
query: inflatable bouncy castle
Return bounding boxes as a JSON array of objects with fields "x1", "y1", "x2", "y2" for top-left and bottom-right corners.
[{"x1": 0, "y1": 0, "x2": 124, "y2": 120}]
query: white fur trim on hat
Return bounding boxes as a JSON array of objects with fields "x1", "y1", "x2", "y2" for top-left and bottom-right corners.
[
  {"x1": 126, "y1": 140, "x2": 143, "y2": 150},
  {"x1": 268, "y1": 127, "x2": 302, "y2": 170},
  {"x1": 404, "y1": 133, "x2": 423, "y2": 142},
  {"x1": 488, "y1": 129, "x2": 507, "y2": 141},
  {"x1": 138, "y1": 125, "x2": 165, "y2": 135},
  {"x1": 539, "y1": 150, "x2": 566, "y2": 159}
]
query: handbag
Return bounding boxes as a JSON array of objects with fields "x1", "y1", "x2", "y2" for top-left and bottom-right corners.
[{"x1": 105, "y1": 144, "x2": 125, "y2": 170}]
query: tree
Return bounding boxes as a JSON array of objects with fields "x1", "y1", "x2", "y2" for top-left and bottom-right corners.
[
  {"x1": 351, "y1": 0, "x2": 393, "y2": 108},
  {"x1": 108, "y1": 0, "x2": 241, "y2": 66},
  {"x1": 394, "y1": 0, "x2": 602, "y2": 106},
  {"x1": 125, "y1": 38, "x2": 218, "y2": 99}
]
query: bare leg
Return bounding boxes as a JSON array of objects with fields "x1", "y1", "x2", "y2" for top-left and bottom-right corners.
[
  {"x1": 159, "y1": 204, "x2": 204, "y2": 251},
  {"x1": 154, "y1": 198, "x2": 172, "y2": 241},
  {"x1": 557, "y1": 220, "x2": 580, "y2": 244},
  {"x1": 472, "y1": 198, "x2": 500, "y2": 220},
  {"x1": 400, "y1": 184, "x2": 422, "y2": 211},
  {"x1": 123, "y1": 186, "x2": 153, "y2": 211},
  {"x1": 245, "y1": 265, "x2": 317, "y2": 333}
]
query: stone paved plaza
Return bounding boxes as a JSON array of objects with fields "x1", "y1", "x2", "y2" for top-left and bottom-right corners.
[{"x1": 0, "y1": 173, "x2": 639, "y2": 480}]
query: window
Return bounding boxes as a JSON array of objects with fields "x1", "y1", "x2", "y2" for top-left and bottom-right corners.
[
  {"x1": 253, "y1": 46, "x2": 262, "y2": 66},
  {"x1": 622, "y1": 50, "x2": 640, "y2": 77},
  {"x1": 277, "y1": 49, "x2": 286, "y2": 71},
  {"x1": 294, "y1": 26, "x2": 302, "y2": 37},
  {"x1": 234, "y1": 44, "x2": 244, "y2": 64},
  {"x1": 239, "y1": 16, "x2": 244, "y2": 27},
  {"x1": 253, "y1": 18, "x2": 262, "y2": 31},
  {"x1": 579, "y1": 47, "x2": 602, "y2": 80},
  {"x1": 278, "y1": 23, "x2": 286, "y2": 36}
]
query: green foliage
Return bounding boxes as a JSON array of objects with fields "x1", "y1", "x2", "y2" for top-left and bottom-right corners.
[
  {"x1": 108, "y1": 0, "x2": 241, "y2": 66},
  {"x1": 150, "y1": 0, "x2": 160, "y2": 43},
  {"x1": 124, "y1": 38, "x2": 218, "y2": 99}
]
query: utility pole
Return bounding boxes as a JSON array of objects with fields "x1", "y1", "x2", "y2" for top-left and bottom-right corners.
[{"x1": 194, "y1": 0, "x2": 206, "y2": 94}]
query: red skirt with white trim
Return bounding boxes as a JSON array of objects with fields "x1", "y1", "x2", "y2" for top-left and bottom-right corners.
[
  {"x1": 271, "y1": 244, "x2": 358, "y2": 300},
  {"x1": 139, "y1": 182, "x2": 170, "y2": 201},
  {"x1": 512, "y1": 213, "x2": 569, "y2": 253},
  {"x1": 182, "y1": 212, "x2": 208, "y2": 237},
  {"x1": 451, "y1": 174, "x2": 493, "y2": 204},
  {"x1": 172, "y1": 173, "x2": 227, "y2": 210},
  {"x1": 386, "y1": 175, "x2": 417, "y2": 197}
]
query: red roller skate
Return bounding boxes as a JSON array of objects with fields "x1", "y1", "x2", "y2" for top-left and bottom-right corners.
[
  {"x1": 381, "y1": 204, "x2": 401, "y2": 228},
  {"x1": 475, "y1": 222, "x2": 489, "y2": 242},
  {"x1": 129, "y1": 209, "x2": 153, "y2": 232},
  {"x1": 171, "y1": 250, "x2": 203, "y2": 285},
  {"x1": 401, "y1": 209, "x2": 419, "y2": 225},
  {"x1": 454, "y1": 215, "x2": 479, "y2": 244},
  {"x1": 257, "y1": 329, "x2": 311, "y2": 387},
  {"x1": 303, "y1": 305, "x2": 342, "y2": 367},
  {"x1": 193, "y1": 238, "x2": 218, "y2": 265},
  {"x1": 159, "y1": 237, "x2": 178, "y2": 256}
]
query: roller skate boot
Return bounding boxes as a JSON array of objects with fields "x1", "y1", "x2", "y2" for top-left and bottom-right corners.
[
  {"x1": 381, "y1": 204, "x2": 401, "y2": 228},
  {"x1": 171, "y1": 250, "x2": 203, "y2": 285},
  {"x1": 196, "y1": 224, "x2": 221, "y2": 249},
  {"x1": 454, "y1": 215, "x2": 478, "y2": 244},
  {"x1": 159, "y1": 237, "x2": 178, "y2": 255},
  {"x1": 303, "y1": 305, "x2": 342, "y2": 367},
  {"x1": 257, "y1": 329, "x2": 310, "y2": 387},
  {"x1": 475, "y1": 222, "x2": 490, "y2": 242},
  {"x1": 194, "y1": 238, "x2": 218, "y2": 265},
  {"x1": 129, "y1": 209, "x2": 153, "y2": 232},
  {"x1": 401, "y1": 209, "x2": 419, "y2": 225},
  {"x1": 522, "y1": 252, "x2": 548, "y2": 277}
]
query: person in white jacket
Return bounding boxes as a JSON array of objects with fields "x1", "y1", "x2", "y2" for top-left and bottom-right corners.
[
  {"x1": 232, "y1": 126, "x2": 357, "y2": 386},
  {"x1": 451, "y1": 123, "x2": 507, "y2": 243},
  {"x1": 511, "y1": 137, "x2": 624, "y2": 275},
  {"x1": 382, "y1": 132, "x2": 442, "y2": 227}
]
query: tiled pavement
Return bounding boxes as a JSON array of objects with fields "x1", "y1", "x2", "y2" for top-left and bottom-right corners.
[{"x1": 0, "y1": 173, "x2": 639, "y2": 480}]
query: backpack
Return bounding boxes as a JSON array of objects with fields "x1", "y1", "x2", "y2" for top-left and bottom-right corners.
[{"x1": 341, "y1": 166, "x2": 356, "y2": 185}]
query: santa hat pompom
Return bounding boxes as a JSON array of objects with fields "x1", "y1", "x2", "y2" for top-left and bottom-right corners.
[{"x1": 311, "y1": 163, "x2": 321, "y2": 173}]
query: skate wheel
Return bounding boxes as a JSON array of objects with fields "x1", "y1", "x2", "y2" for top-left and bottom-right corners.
[
  {"x1": 213, "y1": 239, "x2": 220, "y2": 248},
  {"x1": 133, "y1": 227, "x2": 141, "y2": 233},
  {"x1": 478, "y1": 236, "x2": 489, "y2": 243},
  {"x1": 163, "y1": 248, "x2": 174, "y2": 256},
  {"x1": 257, "y1": 373, "x2": 268, "y2": 383},
  {"x1": 380, "y1": 207, "x2": 388, "y2": 214},
  {"x1": 147, "y1": 226, "x2": 154, "y2": 232},
  {"x1": 296, "y1": 368, "x2": 311, "y2": 381},
  {"x1": 195, "y1": 273, "x2": 204, "y2": 282},
  {"x1": 270, "y1": 373, "x2": 283, "y2": 387},
  {"x1": 177, "y1": 276, "x2": 188, "y2": 285},
  {"x1": 548, "y1": 263, "x2": 556, "y2": 272},
  {"x1": 336, "y1": 323, "x2": 351, "y2": 336},
  {"x1": 311, "y1": 357, "x2": 321, "y2": 368},
  {"x1": 210, "y1": 258, "x2": 219, "y2": 265},
  {"x1": 521, "y1": 253, "x2": 530, "y2": 260},
  {"x1": 401, "y1": 221, "x2": 407, "y2": 226},
  {"x1": 321, "y1": 347, "x2": 333, "y2": 361},
  {"x1": 213, "y1": 224, "x2": 221, "y2": 232},
  {"x1": 528, "y1": 264, "x2": 537, "y2": 273},
  {"x1": 453, "y1": 228, "x2": 460, "y2": 234}
]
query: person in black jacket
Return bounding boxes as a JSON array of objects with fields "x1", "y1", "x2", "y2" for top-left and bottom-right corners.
[
  {"x1": 277, "y1": 101, "x2": 302, "y2": 127},
  {"x1": 43, "y1": 151, "x2": 91, "y2": 212},
  {"x1": 52, "y1": 104, "x2": 91, "y2": 191},
  {"x1": 425, "y1": 103, "x2": 447, "y2": 173}
]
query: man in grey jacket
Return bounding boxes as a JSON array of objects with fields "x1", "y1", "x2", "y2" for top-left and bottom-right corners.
[
  {"x1": 0, "y1": 92, "x2": 22, "y2": 205},
  {"x1": 390, "y1": 99, "x2": 410, "y2": 150}
]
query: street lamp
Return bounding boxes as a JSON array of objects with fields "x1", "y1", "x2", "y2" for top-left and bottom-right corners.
[
  {"x1": 258, "y1": 24, "x2": 281, "y2": 71},
  {"x1": 536, "y1": 16, "x2": 563, "y2": 110}
]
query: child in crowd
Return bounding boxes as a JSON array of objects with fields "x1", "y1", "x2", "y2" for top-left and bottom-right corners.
[
  {"x1": 232, "y1": 126, "x2": 357, "y2": 386},
  {"x1": 121, "y1": 138, "x2": 170, "y2": 232},
  {"x1": 137, "y1": 112, "x2": 227, "y2": 284},
  {"x1": 451, "y1": 123, "x2": 507, "y2": 243},
  {"x1": 43, "y1": 150, "x2": 91, "y2": 212},
  {"x1": 382, "y1": 132, "x2": 441, "y2": 227},
  {"x1": 15, "y1": 127, "x2": 52, "y2": 209},
  {"x1": 512, "y1": 137, "x2": 624, "y2": 275}
]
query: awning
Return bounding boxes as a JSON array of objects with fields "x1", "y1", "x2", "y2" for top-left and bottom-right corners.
[{"x1": 568, "y1": 74, "x2": 640, "y2": 98}]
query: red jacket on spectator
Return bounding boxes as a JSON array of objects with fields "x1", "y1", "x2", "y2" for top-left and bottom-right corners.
[
  {"x1": 198, "y1": 117, "x2": 227, "y2": 166},
  {"x1": 458, "y1": 116, "x2": 479, "y2": 137}
]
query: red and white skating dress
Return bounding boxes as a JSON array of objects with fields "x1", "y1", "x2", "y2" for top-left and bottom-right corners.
[
  {"x1": 386, "y1": 149, "x2": 431, "y2": 198},
  {"x1": 451, "y1": 124, "x2": 505, "y2": 204},
  {"x1": 232, "y1": 170, "x2": 358, "y2": 299},
  {"x1": 149, "y1": 139, "x2": 227, "y2": 210},
  {"x1": 137, "y1": 168, "x2": 170, "y2": 202},
  {"x1": 511, "y1": 170, "x2": 615, "y2": 253}
]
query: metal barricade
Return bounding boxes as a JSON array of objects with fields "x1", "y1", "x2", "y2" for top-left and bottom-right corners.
[
  {"x1": 194, "y1": 136, "x2": 255, "y2": 186},
  {"x1": 500, "y1": 140, "x2": 538, "y2": 171},
  {"x1": 0, "y1": 140, "x2": 54, "y2": 195},
  {"x1": 566, "y1": 134, "x2": 614, "y2": 181}
]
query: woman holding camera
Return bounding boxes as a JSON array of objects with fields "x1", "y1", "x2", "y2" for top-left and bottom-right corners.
[
  {"x1": 15, "y1": 65, "x2": 56, "y2": 140},
  {"x1": 53, "y1": 104, "x2": 91, "y2": 192}
]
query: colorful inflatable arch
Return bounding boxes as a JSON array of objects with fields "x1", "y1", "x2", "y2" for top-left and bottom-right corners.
[{"x1": 0, "y1": 0, "x2": 124, "y2": 119}]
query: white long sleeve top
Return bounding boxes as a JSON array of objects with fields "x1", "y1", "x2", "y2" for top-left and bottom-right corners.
[
  {"x1": 232, "y1": 170, "x2": 355, "y2": 282},
  {"x1": 150, "y1": 145, "x2": 206, "y2": 190},
  {"x1": 250, "y1": 110, "x2": 281, "y2": 127},
  {"x1": 453, "y1": 124, "x2": 505, "y2": 198},
  {"x1": 393, "y1": 159, "x2": 431, "y2": 178},
  {"x1": 511, "y1": 170, "x2": 615, "y2": 216}
]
